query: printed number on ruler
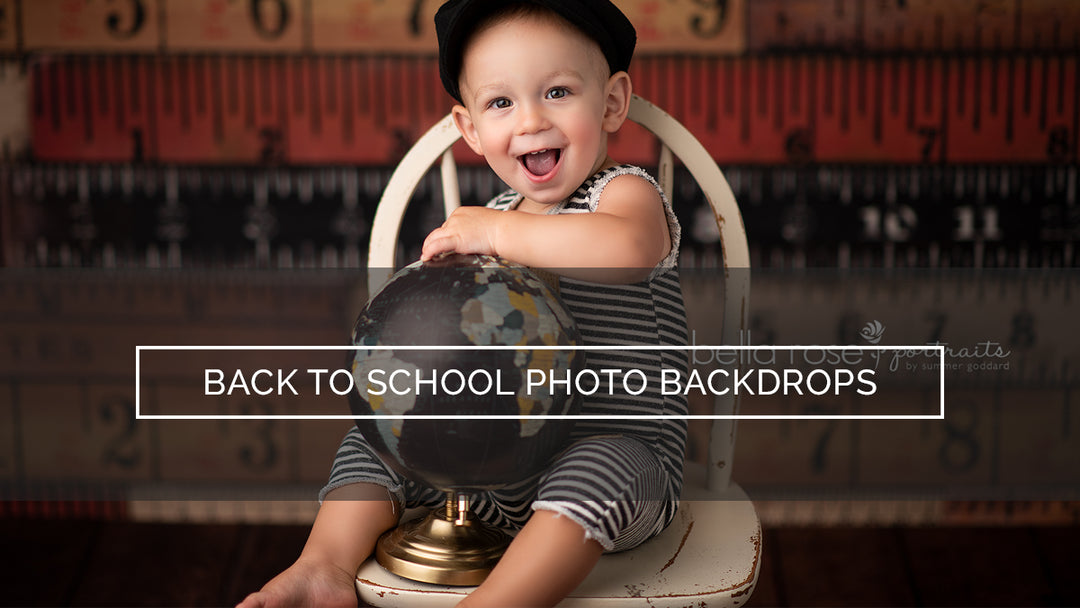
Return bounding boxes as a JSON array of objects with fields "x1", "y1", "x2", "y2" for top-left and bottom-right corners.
[
  {"x1": 310, "y1": 0, "x2": 747, "y2": 53},
  {"x1": 11, "y1": 0, "x2": 745, "y2": 54},
  {"x1": 0, "y1": 271, "x2": 358, "y2": 488},
  {"x1": 733, "y1": 394, "x2": 858, "y2": 486},
  {"x1": 9, "y1": 1, "x2": 1080, "y2": 54},
  {"x1": 154, "y1": 388, "x2": 290, "y2": 482},
  {"x1": 17, "y1": 382, "x2": 152, "y2": 482},
  {"x1": 732, "y1": 271, "x2": 1077, "y2": 490},
  {"x1": 165, "y1": 0, "x2": 302, "y2": 53},
  {"x1": 21, "y1": 0, "x2": 162, "y2": 51},
  {"x1": 850, "y1": 390, "x2": 993, "y2": 487},
  {"x1": 20, "y1": 0, "x2": 301, "y2": 52}
]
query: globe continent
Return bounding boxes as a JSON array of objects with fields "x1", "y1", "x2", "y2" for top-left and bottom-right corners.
[{"x1": 348, "y1": 254, "x2": 584, "y2": 490}]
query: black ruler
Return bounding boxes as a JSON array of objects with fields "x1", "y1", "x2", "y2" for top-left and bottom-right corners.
[{"x1": 2, "y1": 164, "x2": 1076, "y2": 269}]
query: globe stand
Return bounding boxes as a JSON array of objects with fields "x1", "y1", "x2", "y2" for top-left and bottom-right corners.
[{"x1": 375, "y1": 490, "x2": 512, "y2": 586}]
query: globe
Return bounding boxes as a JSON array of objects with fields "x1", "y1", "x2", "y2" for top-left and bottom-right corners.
[{"x1": 348, "y1": 254, "x2": 584, "y2": 491}]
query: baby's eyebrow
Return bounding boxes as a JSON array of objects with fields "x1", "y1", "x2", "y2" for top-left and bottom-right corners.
[
  {"x1": 467, "y1": 81, "x2": 510, "y2": 103},
  {"x1": 540, "y1": 69, "x2": 585, "y2": 83}
]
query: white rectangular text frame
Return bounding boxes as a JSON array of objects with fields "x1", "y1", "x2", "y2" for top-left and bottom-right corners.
[{"x1": 135, "y1": 345, "x2": 946, "y2": 421}]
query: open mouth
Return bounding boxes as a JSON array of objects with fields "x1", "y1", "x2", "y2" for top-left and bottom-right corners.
[{"x1": 519, "y1": 149, "x2": 561, "y2": 178}]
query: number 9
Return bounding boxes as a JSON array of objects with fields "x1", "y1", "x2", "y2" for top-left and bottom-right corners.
[{"x1": 106, "y1": 0, "x2": 146, "y2": 39}]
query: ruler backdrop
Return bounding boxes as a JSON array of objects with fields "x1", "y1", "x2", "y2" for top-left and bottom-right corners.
[{"x1": 0, "y1": 0, "x2": 1078, "y2": 524}]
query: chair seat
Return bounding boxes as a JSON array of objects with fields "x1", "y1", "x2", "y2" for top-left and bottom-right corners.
[{"x1": 355, "y1": 467, "x2": 760, "y2": 608}]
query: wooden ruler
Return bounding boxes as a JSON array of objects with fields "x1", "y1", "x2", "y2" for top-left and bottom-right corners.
[
  {"x1": 748, "y1": 0, "x2": 1080, "y2": 52},
  {"x1": 730, "y1": 269, "x2": 1079, "y2": 508},
  {"x1": 1, "y1": 269, "x2": 1075, "y2": 521},
  {"x1": 0, "y1": 270, "x2": 361, "y2": 506},
  {"x1": 21, "y1": 54, "x2": 1079, "y2": 165},
  {"x1": 2, "y1": 0, "x2": 1078, "y2": 55},
  {"x1": 3, "y1": 0, "x2": 746, "y2": 55},
  {"x1": 3, "y1": 164, "x2": 1076, "y2": 269}
]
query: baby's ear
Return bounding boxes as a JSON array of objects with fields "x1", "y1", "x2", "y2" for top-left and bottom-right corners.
[
  {"x1": 451, "y1": 105, "x2": 485, "y2": 156},
  {"x1": 602, "y1": 71, "x2": 632, "y2": 133}
]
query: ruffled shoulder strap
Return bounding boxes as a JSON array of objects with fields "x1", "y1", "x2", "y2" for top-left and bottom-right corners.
[{"x1": 586, "y1": 165, "x2": 681, "y2": 276}]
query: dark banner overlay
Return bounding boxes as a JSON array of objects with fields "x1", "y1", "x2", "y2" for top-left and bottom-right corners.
[
  {"x1": 1, "y1": 268, "x2": 1077, "y2": 502},
  {"x1": 136, "y1": 344, "x2": 942, "y2": 420}
]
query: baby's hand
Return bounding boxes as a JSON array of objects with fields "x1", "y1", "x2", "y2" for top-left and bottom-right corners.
[
  {"x1": 236, "y1": 555, "x2": 357, "y2": 608},
  {"x1": 421, "y1": 206, "x2": 501, "y2": 261}
]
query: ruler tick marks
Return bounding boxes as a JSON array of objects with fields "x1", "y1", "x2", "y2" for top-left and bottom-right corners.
[
  {"x1": 990, "y1": 56, "x2": 1000, "y2": 116},
  {"x1": 325, "y1": 56, "x2": 337, "y2": 116},
  {"x1": 161, "y1": 59, "x2": 174, "y2": 116},
  {"x1": 80, "y1": 58, "x2": 93, "y2": 143},
  {"x1": 974, "y1": 58, "x2": 983, "y2": 132},
  {"x1": 407, "y1": 56, "x2": 420, "y2": 135},
  {"x1": 342, "y1": 56, "x2": 353, "y2": 144},
  {"x1": 824, "y1": 56, "x2": 834, "y2": 117},
  {"x1": 259, "y1": 59, "x2": 271, "y2": 116},
  {"x1": 211, "y1": 57, "x2": 223, "y2": 142},
  {"x1": 25, "y1": 54, "x2": 1080, "y2": 165},
  {"x1": 226, "y1": 56, "x2": 238, "y2": 116},
  {"x1": 113, "y1": 58, "x2": 125, "y2": 133},
  {"x1": 63, "y1": 60, "x2": 77, "y2": 120},
  {"x1": 177, "y1": 57, "x2": 190, "y2": 131},
  {"x1": 95, "y1": 56, "x2": 109, "y2": 116},
  {"x1": 773, "y1": 56, "x2": 783, "y2": 132},
  {"x1": 1039, "y1": 57, "x2": 1048, "y2": 131},
  {"x1": 308, "y1": 57, "x2": 320, "y2": 134},
  {"x1": 872, "y1": 58, "x2": 882, "y2": 144},
  {"x1": 840, "y1": 57, "x2": 850, "y2": 131},
  {"x1": 195, "y1": 56, "x2": 207, "y2": 117}
]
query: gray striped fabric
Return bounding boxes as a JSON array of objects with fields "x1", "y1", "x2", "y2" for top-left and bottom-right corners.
[{"x1": 322, "y1": 165, "x2": 689, "y2": 552}]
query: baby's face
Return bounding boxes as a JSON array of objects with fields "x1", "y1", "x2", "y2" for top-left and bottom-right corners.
[{"x1": 454, "y1": 14, "x2": 618, "y2": 207}]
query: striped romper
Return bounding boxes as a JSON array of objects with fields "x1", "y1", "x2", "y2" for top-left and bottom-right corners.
[{"x1": 323, "y1": 164, "x2": 690, "y2": 552}]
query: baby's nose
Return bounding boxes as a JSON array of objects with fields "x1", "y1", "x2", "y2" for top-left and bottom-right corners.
[{"x1": 516, "y1": 102, "x2": 549, "y2": 134}]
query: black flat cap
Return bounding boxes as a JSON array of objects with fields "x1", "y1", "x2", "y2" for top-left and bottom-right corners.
[{"x1": 435, "y1": 0, "x2": 637, "y2": 103}]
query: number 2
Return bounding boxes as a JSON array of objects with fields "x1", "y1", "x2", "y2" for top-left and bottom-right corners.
[{"x1": 99, "y1": 395, "x2": 142, "y2": 470}]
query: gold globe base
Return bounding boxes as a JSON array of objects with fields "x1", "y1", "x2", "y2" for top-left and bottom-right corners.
[{"x1": 375, "y1": 492, "x2": 512, "y2": 586}]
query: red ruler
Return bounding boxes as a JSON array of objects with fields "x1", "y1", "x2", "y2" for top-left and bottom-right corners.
[{"x1": 30, "y1": 54, "x2": 1078, "y2": 165}]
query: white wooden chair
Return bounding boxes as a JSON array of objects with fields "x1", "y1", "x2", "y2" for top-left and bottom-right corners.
[{"x1": 358, "y1": 95, "x2": 759, "y2": 607}]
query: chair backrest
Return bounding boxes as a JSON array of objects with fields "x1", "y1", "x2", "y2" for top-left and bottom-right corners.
[{"x1": 367, "y1": 95, "x2": 749, "y2": 491}]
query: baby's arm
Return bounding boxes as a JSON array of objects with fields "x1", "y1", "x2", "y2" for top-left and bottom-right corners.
[
  {"x1": 236, "y1": 484, "x2": 398, "y2": 608},
  {"x1": 457, "y1": 510, "x2": 604, "y2": 608},
  {"x1": 421, "y1": 173, "x2": 670, "y2": 283}
]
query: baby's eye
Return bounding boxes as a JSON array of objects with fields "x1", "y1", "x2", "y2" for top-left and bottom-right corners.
[
  {"x1": 488, "y1": 97, "x2": 512, "y2": 110},
  {"x1": 546, "y1": 87, "x2": 569, "y2": 100}
]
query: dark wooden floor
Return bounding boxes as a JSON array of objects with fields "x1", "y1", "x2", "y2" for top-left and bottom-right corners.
[{"x1": 2, "y1": 518, "x2": 1078, "y2": 607}]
